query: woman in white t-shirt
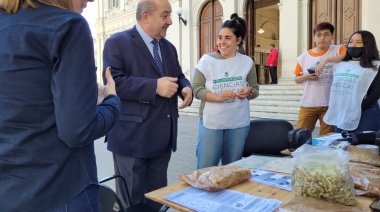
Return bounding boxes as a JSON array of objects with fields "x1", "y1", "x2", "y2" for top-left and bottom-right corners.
[
  {"x1": 192, "y1": 13, "x2": 259, "y2": 169},
  {"x1": 323, "y1": 30, "x2": 380, "y2": 132}
]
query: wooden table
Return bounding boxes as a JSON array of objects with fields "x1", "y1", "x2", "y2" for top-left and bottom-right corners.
[{"x1": 145, "y1": 178, "x2": 374, "y2": 212}]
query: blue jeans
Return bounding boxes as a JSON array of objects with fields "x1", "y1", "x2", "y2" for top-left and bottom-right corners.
[
  {"x1": 196, "y1": 119, "x2": 249, "y2": 169},
  {"x1": 50, "y1": 184, "x2": 99, "y2": 212},
  {"x1": 335, "y1": 103, "x2": 380, "y2": 132}
]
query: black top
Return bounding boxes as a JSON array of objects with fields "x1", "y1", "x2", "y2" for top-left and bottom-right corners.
[{"x1": 362, "y1": 66, "x2": 380, "y2": 111}]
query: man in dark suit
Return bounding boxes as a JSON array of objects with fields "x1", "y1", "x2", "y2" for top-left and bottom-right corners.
[{"x1": 102, "y1": 0, "x2": 193, "y2": 209}]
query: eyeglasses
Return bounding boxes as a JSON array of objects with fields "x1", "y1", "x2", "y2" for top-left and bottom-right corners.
[{"x1": 315, "y1": 33, "x2": 332, "y2": 38}]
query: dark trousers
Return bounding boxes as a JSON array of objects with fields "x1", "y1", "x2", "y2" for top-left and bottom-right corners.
[
  {"x1": 113, "y1": 147, "x2": 172, "y2": 210},
  {"x1": 269, "y1": 66, "x2": 278, "y2": 83},
  {"x1": 335, "y1": 103, "x2": 380, "y2": 132}
]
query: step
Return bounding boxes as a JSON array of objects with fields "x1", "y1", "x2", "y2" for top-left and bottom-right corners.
[
  {"x1": 258, "y1": 89, "x2": 303, "y2": 95},
  {"x1": 179, "y1": 81, "x2": 305, "y2": 125},
  {"x1": 255, "y1": 95, "x2": 301, "y2": 101},
  {"x1": 259, "y1": 83, "x2": 304, "y2": 88},
  {"x1": 252, "y1": 99, "x2": 301, "y2": 106},
  {"x1": 251, "y1": 105, "x2": 299, "y2": 113}
]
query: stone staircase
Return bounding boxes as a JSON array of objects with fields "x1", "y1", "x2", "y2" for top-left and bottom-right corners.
[
  {"x1": 179, "y1": 78, "x2": 305, "y2": 126},
  {"x1": 249, "y1": 79, "x2": 303, "y2": 125}
]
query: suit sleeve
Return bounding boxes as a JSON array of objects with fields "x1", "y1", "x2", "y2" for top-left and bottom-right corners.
[
  {"x1": 51, "y1": 17, "x2": 120, "y2": 148},
  {"x1": 103, "y1": 36, "x2": 158, "y2": 104}
]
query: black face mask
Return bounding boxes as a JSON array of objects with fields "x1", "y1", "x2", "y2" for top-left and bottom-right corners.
[{"x1": 347, "y1": 47, "x2": 363, "y2": 58}]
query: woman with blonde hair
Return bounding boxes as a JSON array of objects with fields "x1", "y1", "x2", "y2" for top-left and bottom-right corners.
[{"x1": 0, "y1": 0, "x2": 120, "y2": 211}]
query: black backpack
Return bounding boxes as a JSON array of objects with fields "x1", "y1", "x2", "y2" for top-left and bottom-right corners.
[
  {"x1": 288, "y1": 128, "x2": 312, "y2": 152},
  {"x1": 341, "y1": 131, "x2": 380, "y2": 145}
]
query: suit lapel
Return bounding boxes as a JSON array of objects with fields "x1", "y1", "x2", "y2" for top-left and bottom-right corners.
[{"x1": 130, "y1": 27, "x2": 163, "y2": 77}]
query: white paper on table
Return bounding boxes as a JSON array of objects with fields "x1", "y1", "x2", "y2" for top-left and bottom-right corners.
[
  {"x1": 311, "y1": 133, "x2": 350, "y2": 149},
  {"x1": 232, "y1": 155, "x2": 294, "y2": 174},
  {"x1": 163, "y1": 187, "x2": 282, "y2": 212},
  {"x1": 250, "y1": 169, "x2": 292, "y2": 191}
]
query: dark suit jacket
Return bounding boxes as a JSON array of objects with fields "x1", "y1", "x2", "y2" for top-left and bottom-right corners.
[{"x1": 103, "y1": 26, "x2": 192, "y2": 158}]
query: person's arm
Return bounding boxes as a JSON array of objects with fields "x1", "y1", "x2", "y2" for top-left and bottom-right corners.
[
  {"x1": 192, "y1": 68, "x2": 208, "y2": 101},
  {"x1": 51, "y1": 17, "x2": 120, "y2": 148},
  {"x1": 315, "y1": 54, "x2": 346, "y2": 75},
  {"x1": 103, "y1": 35, "x2": 158, "y2": 103},
  {"x1": 192, "y1": 68, "x2": 230, "y2": 102},
  {"x1": 245, "y1": 63, "x2": 259, "y2": 100},
  {"x1": 362, "y1": 68, "x2": 380, "y2": 111},
  {"x1": 294, "y1": 63, "x2": 318, "y2": 84}
]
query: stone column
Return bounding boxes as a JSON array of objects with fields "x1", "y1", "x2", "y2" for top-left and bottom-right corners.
[{"x1": 278, "y1": 0, "x2": 309, "y2": 80}]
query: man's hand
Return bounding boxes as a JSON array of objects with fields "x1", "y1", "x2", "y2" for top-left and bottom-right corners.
[
  {"x1": 178, "y1": 87, "x2": 193, "y2": 109},
  {"x1": 157, "y1": 77, "x2": 178, "y2": 98}
]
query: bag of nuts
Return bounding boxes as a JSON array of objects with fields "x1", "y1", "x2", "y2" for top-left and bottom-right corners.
[
  {"x1": 291, "y1": 144, "x2": 356, "y2": 206},
  {"x1": 179, "y1": 165, "x2": 251, "y2": 191},
  {"x1": 349, "y1": 161, "x2": 380, "y2": 197}
]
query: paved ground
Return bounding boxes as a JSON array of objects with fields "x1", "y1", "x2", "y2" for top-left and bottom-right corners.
[
  {"x1": 95, "y1": 114, "x2": 199, "y2": 188},
  {"x1": 95, "y1": 115, "x2": 199, "y2": 212},
  {"x1": 95, "y1": 114, "x2": 319, "y2": 211}
]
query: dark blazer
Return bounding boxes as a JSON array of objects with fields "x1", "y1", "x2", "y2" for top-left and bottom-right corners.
[
  {"x1": 103, "y1": 26, "x2": 192, "y2": 158},
  {"x1": 0, "y1": 3, "x2": 120, "y2": 211}
]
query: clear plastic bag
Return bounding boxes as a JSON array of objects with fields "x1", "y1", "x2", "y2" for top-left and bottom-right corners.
[
  {"x1": 179, "y1": 165, "x2": 251, "y2": 191},
  {"x1": 280, "y1": 196, "x2": 366, "y2": 212},
  {"x1": 346, "y1": 145, "x2": 380, "y2": 167},
  {"x1": 349, "y1": 161, "x2": 380, "y2": 197},
  {"x1": 291, "y1": 144, "x2": 357, "y2": 206}
]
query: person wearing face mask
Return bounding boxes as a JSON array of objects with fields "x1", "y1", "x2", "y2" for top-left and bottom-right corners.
[
  {"x1": 0, "y1": 0, "x2": 120, "y2": 211},
  {"x1": 192, "y1": 13, "x2": 259, "y2": 169},
  {"x1": 323, "y1": 30, "x2": 380, "y2": 132}
]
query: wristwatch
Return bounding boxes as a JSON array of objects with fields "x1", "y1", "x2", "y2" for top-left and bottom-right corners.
[{"x1": 249, "y1": 87, "x2": 254, "y2": 96}]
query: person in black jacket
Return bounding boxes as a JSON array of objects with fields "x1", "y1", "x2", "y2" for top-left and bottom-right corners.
[{"x1": 0, "y1": 0, "x2": 120, "y2": 211}]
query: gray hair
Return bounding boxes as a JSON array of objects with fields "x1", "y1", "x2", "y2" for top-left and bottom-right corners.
[{"x1": 136, "y1": 0, "x2": 156, "y2": 20}]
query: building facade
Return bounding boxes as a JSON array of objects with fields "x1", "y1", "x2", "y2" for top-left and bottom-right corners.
[{"x1": 92, "y1": 0, "x2": 380, "y2": 83}]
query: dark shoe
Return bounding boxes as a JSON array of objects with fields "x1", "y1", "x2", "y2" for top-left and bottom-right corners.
[{"x1": 270, "y1": 82, "x2": 277, "y2": 84}]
